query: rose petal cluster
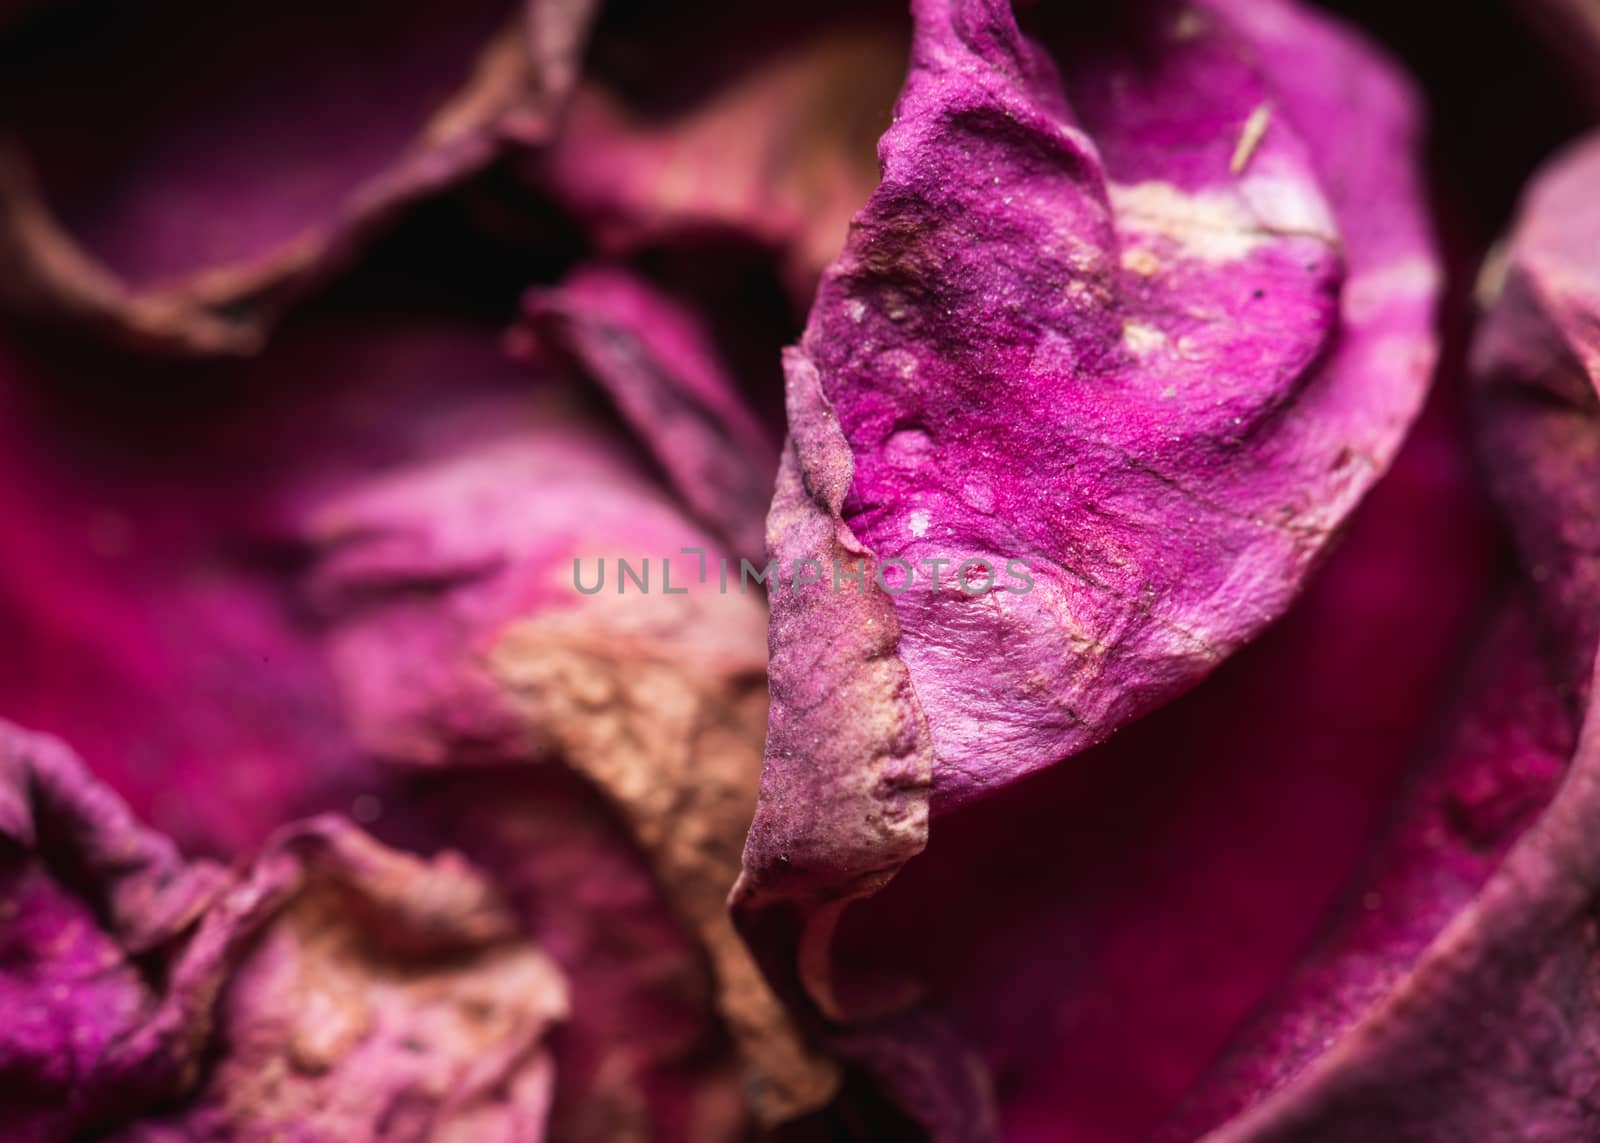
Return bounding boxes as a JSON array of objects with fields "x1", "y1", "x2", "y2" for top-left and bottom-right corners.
[{"x1": 2, "y1": 0, "x2": 1600, "y2": 1140}]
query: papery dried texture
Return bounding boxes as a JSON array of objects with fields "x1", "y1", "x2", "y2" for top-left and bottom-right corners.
[
  {"x1": 519, "y1": 265, "x2": 781, "y2": 561},
  {"x1": 776, "y1": 390, "x2": 1501, "y2": 1143},
  {"x1": 1515, "y1": 0, "x2": 1600, "y2": 115},
  {"x1": 0, "y1": 722, "x2": 565, "y2": 1143},
  {"x1": 117, "y1": 816, "x2": 568, "y2": 1143},
  {"x1": 0, "y1": 301, "x2": 820, "y2": 1129},
  {"x1": 534, "y1": 4, "x2": 906, "y2": 303},
  {"x1": 0, "y1": 721, "x2": 227, "y2": 1141},
  {"x1": 0, "y1": 0, "x2": 596, "y2": 353},
  {"x1": 301, "y1": 312, "x2": 834, "y2": 1123},
  {"x1": 384, "y1": 766, "x2": 753, "y2": 1143},
  {"x1": 736, "y1": 0, "x2": 1439, "y2": 1127}
]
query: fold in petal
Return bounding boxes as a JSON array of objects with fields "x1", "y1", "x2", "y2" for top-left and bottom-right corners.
[
  {"x1": 1170, "y1": 129, "x2": 1600, "y2": 1141},
  {"x1": 736, "y1": 0, "x2": 1442, "y2": 1132},
  {"x1": 1143, "y1": 126, "x2": 1600, "y2": 1143},
  {"x1": 518, "y1": 265, "x2": 782, "y2": 562},
  {"x1": 0, "y1": 721, "x2": 566, "y2": 1143},
  {"x1": 300, "y1": 309, "x2": 836, "y2": 1122},
  {"x1": 0, "y1": 301, "x2": 828, "y2": 1128}
]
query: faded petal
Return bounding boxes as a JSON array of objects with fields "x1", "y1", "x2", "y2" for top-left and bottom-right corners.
[
  {"x1": 0, "y1": 722, "x2": 565, "y2": 1143},
  {"x1": 302, "y1": 336, "x2": 836, "y2": 1122},
  {"x1": 115, "y1": 817, "x2": 568, "y2": 1143},
  {"x1": 533, "y1": 5, "x2": 906, "y2": 304}
]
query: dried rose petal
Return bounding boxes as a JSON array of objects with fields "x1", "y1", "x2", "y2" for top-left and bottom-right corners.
[
  {"x1": 0, "y1": 0, "x2": 596, "y2": 353},
  {"x1": 385, "y1": 766, "x2": 752, "y2": 1143},
  {"x1": 115, "y1": 817, "x2": 568, "y2": 1143},
  {"x1": 0, "y1": 318, "x2": 526, "y2": 852},
  {"x1": 735, "y1": 0, "x2": 1442, "y2": 1132},
  {"x1": 301, "y1": 296, "x2": 835, "y2": 1121},
  {"x1": 741, "y1": 389, "x2": 1495, "y2": 1142},
  {"x1": 1153, "y1": 590, "x2": 1572, "y2": 1141},
  {"x1": 1046, "y1": 125, "x2": 1600, "y2": 1143},
  {"x1": 0, "y1": 289, "x2": 824, "y2": 1129},
  {"x1": 0, "y1": 722, "x2": 227, "y2": 1142},
  {"x1": 0, "y1": 721, "x2": 565, "y2": 1143}
]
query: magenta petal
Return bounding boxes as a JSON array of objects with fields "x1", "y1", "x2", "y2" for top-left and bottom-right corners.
[
  {"x1": 0, "y1": 722, "x2": 227, "y2": 1142},
  {"x1": 1156, "y1": 591, "x2": 1570, "y2": 1140},
  {"x1": 0, "y1": 318, "x2": 532, "y2": 854},
  {"x1": 0, "y1": 298, "x2": 831, "y2": 1127},
  {"x1": 1170, "y1": 129, "x2": 1600, "y2": 1142},
  {"x1": 1, "y1": 722, "x2": 563, "y2": 1143},
  {"x1": 758, "y1": 389, "x2": 1496, "y2": 1142},
  {"x1": 301, "y1": 349, "x2": 837, "y2": 1122},
  {"x1": 1148, "y1": 127, "x2": 1600, "y2": 1143},
  {"x1": 736, "y1": 1, "x2": 1441, "y2": 1130},
  {"x1": 115, "y1": 816, "x2": 568, "y2": 1143}
]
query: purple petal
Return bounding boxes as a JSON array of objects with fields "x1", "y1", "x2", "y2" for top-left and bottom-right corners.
[
  {"x1": 0, "y1": 0, "x2": 596, "y2": 352},
  {"x1": 0, "y1": 722, "x2": 564, "y2": 1142},
  {"x1": 737, "y1": 0, "x2": 1446, "y2": 1132}
]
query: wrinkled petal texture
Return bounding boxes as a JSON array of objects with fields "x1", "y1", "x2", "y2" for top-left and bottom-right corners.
[
  {"x1": 0, "y1": 723, "x2": 566, "y2": 1143},
  {"x1": 306, "y1": 269, "x2": 832, "y2": 1121},
  {"x1": 0, "y1": 290, "x2": 819, "y2": 1132},
  {"x1": 801, "y1": 0, "x2": 1437, "y2": 806},
  {"x1": 738, "y1": 0, "x2": 1440, "y2": 1121}
]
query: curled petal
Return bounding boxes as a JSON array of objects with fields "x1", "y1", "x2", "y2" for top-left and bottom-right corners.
[
  {"x1": 303, "y1": 351, "x2": 837, "y2": 1122},
  {"x1": 117, "y1": 816, "x2": 568, "y2": 1142},
  {"x1": 0, "y1": 722, "x2": 228, "y2": 1142},
  {"x1": 0, "y1": 722, "x2": 565, "y2": 1143},
  {"x1": 1137, "y1": 124, "x2": 1600, "y2": 1143},
  {"x1": 0, "y1": 301, "x2": 822, "y2": 1128},
  {"x1": 1172, "y1": 127, "x2": 1600, "y2": 1142},
  {"x1": 737, "y1": 0, "x2": 1440, "y2": 1125},
  {"x1": 518, "y1": 265, "x2": 782, "y2": 561},
  {"x1": 0, "y1": 0, "x2": 596, "y2": 353}
]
